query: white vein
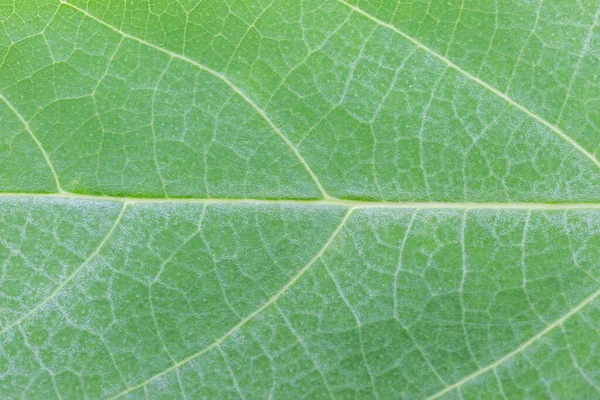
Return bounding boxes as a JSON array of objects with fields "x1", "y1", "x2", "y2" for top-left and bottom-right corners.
[
  {"x1": 218, "y1": 345, "x2": 246, "y2": 400},
  {"x1": 322, "y1": 258, "x2": 380, "y2": 399},
  {"x1": 556, "y1": 8, "x2": 600, "y2": 126},
  {"x1": 459, "y1": 210, "x2": 479, "y2": 368},
  {"x1": 276, "y1": 304, "x2": 335, "y2": 399}
]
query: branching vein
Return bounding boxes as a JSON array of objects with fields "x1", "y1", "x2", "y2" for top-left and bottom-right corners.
[
  {"x1": 109, "y1": 207, "x2": 354, "y2": 399},
  {"x1": 427, "y1": 282, "x2": 600, "y2": 399},
  {"x1": 0, "y1": 202, "x2": 128, "y2": 335},
  {"x1": 61, "y1": 0, "x2": 331, "y2": 199}
]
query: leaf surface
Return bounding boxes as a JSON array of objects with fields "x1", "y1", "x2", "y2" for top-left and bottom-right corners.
[{"x1": 1, "y1": 0, "x2": 600, "y2": 398}]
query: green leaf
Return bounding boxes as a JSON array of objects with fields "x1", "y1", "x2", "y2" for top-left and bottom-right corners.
[{"x1": 1, "y1": 0, "x2": 600, "y2": 398}]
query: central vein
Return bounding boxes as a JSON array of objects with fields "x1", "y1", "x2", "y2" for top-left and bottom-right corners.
[{"x1": 1, "y1": 192, "x2": 600, "y2": 210}]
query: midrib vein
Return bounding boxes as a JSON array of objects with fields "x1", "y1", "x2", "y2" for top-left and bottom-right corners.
[
  {"x1": 334, "y1": 0, "x2": 600, "y2": 170},
  {"x1": 2, "y1": 192, "x2": 600, "y2": 210}
]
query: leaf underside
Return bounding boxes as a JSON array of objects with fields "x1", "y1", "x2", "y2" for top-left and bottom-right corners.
[{"x1": 1, "y1": 1, "x2": 600, "y2": 399}]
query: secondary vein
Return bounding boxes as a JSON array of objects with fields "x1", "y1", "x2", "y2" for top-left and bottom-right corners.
[
  {"x1": 109, "y1": 207, "x2": 354, "y2": 399},
  {"x1": 60, "y1": 0, "x2": 331, "y2": 200},
  {"x1": 0, "y1": 92, "x2": 63, "y2": 192},
  {"x1": 426, "y1": 282, "x2": 600, "y2": 399},
  {"x1": 0, "y1": 202, "x2": 128, "y2": 336},
  {"x1": 334, "y1": 0, "x2": 600, "y2": 170}
]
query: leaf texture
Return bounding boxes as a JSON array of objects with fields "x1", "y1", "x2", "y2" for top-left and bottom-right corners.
[{"x1": 1, "y1": 0, "x2": 600, "y2": 399}]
